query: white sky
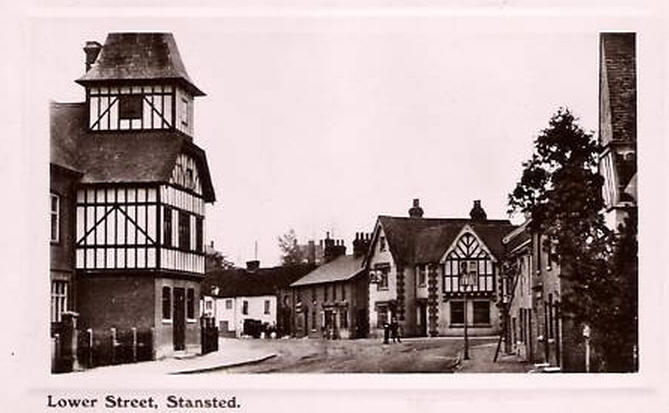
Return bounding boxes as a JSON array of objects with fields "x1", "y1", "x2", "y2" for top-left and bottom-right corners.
[{"x1": 32, "y1": 14, "x2": 628, "y2": 267}]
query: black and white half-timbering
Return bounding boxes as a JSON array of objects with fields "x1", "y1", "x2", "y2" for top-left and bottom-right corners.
[{"x1": 50, "y1": 33, "x2": 216, "y2": 366}]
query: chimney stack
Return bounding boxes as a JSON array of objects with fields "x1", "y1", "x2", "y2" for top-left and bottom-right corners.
[
  {"x1": 323, "y1": 233, "x2": 346, "y2": 263},
  {"x1": 83, "y1": 41, "x2": 102, "y2": 72},
  {"x1": 469, "y1": 200, "x2": 487, "y2": 222},
  {"x1": 409, "y1": 198, "x2": 424, "y2": 218},
  {"x1": 353, "y1": 232, "x2": 372, "y2": 258}
]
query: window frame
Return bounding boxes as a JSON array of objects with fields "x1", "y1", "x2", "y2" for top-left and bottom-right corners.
[
  {"x1": 161, "y1": 286, "x2": 172, "y2": 322},
  {"x1": 118, "y1": 94, "x2": 144, "y2": 120},
  {"x1": 379, "y1": 236, "x2": 386, "y2": 252},
  {"x1": 50, "y1": 280, "x2": 68, "y2": 323},
  {"x1": 225, "y1": 299, "x2": 233, "y2": 310},
  {"x1": 450, "y1": 300, "x2": 465, "y2": 325},
  {"x1": 473, "y1": 300, "x2": 490, "y2": 326},
  {"x1": 242, "y1": 300, "x2": 249, "y2": 315},
  {"x1": 186, "y1": 288, "x2": 196, "y2": 321},
  {"x1": 376, "y1": 304, "x2": 389, "y2": 328},
  {"x1": 178, "y1": 210, "x2": 190, "y2": 251},
  {"x1": 50, "y1": 193, "x2": 60, "y2": 243},
  {"x1": 264, "y1": 299, "x2": 271, "y2": 315}
]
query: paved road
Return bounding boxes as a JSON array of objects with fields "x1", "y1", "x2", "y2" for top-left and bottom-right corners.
[{"x1": 204, "y1": 337, "x2": 499, "y2": 373}]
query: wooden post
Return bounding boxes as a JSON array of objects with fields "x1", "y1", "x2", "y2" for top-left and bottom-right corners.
[
  {"x1": 464, "y1": 291, "x2": 469, "y2": 360},
  {"x1": 132, "y1": 327, "x2": 138, "y2": 363},
  {"x1": 87, "y1": 328, "x2": 93, "y2": 367},
  {"x1": 110, "y1": 328, "x2": 116, "y2": 365}
]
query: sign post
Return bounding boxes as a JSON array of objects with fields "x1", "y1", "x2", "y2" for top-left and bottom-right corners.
[{"x1": 460, "y1": 265, "x2": 477, "y2": 361}]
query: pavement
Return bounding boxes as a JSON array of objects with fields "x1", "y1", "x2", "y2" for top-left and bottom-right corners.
[
  {"x1": 70, "y1": 338, "x2": 277, "y2": 376},
  {"x1": 455, "y1": 341, "x2": 534, "y2": 373},
  {"x1": 69, "y1": 336, "x2": 531, "y2": 375}
]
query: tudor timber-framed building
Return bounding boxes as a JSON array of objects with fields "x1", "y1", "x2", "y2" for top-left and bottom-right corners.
[
  {"x1": 50, "y1": 33, "x2": 216, "y2": 359},
  {"x1": 365, "y1": 199, "x2": 515, "y2": 338}
]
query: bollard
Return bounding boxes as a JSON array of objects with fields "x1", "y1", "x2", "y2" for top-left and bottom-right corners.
[
  {"x1": 87, "y1": 328, "x2": 93, "y2": 367},
  {"x1": 132, "y1": 327, "x2": 138, "y2": 363},
  {"x1": 110, "y1": 328, "x2": 117, "y2": 365}
]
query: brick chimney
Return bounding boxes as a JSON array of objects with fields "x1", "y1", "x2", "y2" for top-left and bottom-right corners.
[
  {"x1": 409, "y1": 198, "x2": 424, "y2": 218},
  {"x1": 353, "y1": 232, "x2": 372, "y2": 258},
  {"x1": 323, "y1": 232, "x2": 346, "y2": 263},
  {"x1": 246, "y1": 260, "x2": 260, "y2": 272},
  {"x1": 469, "y1": 200, "x2": 487, "y2": 222},
  {"x1": 83, "y1": 41, "x2": 102, "y2": 72}
]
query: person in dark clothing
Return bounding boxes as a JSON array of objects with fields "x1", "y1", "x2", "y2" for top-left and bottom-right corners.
[
  {"x1": 383, "y1": 322, "x2": 390, "y2": 344},
  {"x1": 390, "y1": 317, "x2": 401, "y2": 343}
]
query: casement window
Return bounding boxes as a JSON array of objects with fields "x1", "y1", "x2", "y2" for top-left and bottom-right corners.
[
  {"x1": 50, "y1": 194, "x2": 60, "y2": 243},
  {"x1": 195, "y1": 217, "x2": 203, "y2": 253},
  {"x1": 450, "y1": 301, "x2": 465, "y2": 325},
  {"x1": 50, "y1": 281, "x2": 68, "y2": 323},
  {"x1": 379, "y1": 236, "x2": 386, "y2": 252},
  {"x1": 264, "y1": 300, "x2": 270, "y2": 315},
  {"x1": 178, "y1": 210, "x2": 190, "y2": 250},
  {"x1": 118, "y1": 95, "x2": 143, "y2": 120},
  {"x1": 205, "y1": 300, "x2": 213, "y2": 311},
  {"x1": 181, "y1": 98, "x2": 189, "y2": 126},
  {"x1": 473, "y1": 301, "x2": 490, "y2": 325},
  {"x1": 162, "y1": 287, "x2": 171, "y2": 321},
  {"x1": 417, "y1": 265, "x2": 426, "y2": 287},
  {"x1": 376, "y1": 304, "x2": 389, "y2": 328},
  {"x1": 186, "y1": 288, "x2": 195, "y2": 320},
  {"x1": 163, "y1": 206, "x2": 173, "y2": 247},
  {"x1": 242, "y1": 300, "x2": 249, "y2": 315},
  {"x1": 225, "y1": 299, "x2": 233, "y2": 309},
  {"x1": 376, "y1": 266, "x2": 389, "y2": 290},
  {"x1": 341, "y1": 310, "x2": 348, "y2": 329}
]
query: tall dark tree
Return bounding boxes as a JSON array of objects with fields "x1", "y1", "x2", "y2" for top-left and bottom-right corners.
[
  {"x1": 509, "y1": 108, "x2": 636, "y2": 371},
  {"x1": 277, "y1": 229, "x2": 304, "y2": 266}
]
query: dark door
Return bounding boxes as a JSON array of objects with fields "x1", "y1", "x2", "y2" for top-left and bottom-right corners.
[
  {"x1": 418, "y1": 303, "x2": 427, "y2": 337},
  {"x1": 173, "y1": 288, "x2": 186, "y2": 351}
]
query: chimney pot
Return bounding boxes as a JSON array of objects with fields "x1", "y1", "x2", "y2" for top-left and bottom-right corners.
[{"x1": 409, "y1": 198, "x2": 424, "y2": 218}]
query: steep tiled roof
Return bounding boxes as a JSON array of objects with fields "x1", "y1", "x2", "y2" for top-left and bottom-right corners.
[
  {"x1": 77, "y1": 33, "x2": 204, "y2": 96},
  {"x1": 377, "y1": 216, "x2": 515, "y2": 265},
  {"x1": 50, "y1": 102, "x2": 87, "y2": 172},
  {"x1": 203, "y1": 264, "x2": 316, "y2": 298},
  {"x1": 49, "y1": 102, "x2": 215, "y2": 202},
  {"x1": 600, "y1": 33, "x2": 636, "y2": 144},
  {"x1": 291, "y1": 255, "x2": 364, "y2": 287}
]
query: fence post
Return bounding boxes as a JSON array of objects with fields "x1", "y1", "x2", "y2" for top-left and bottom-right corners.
[
  {"x1": 87, "y1": 328, "x2": 93, "y2": 368},
  {"x1": 132, "y1": 327, "x2": 138, "y2": 363},
  {"x1": 150, "y1": 327, "x2": 157, "y2": 360},
  {"x1": 110, "y1": 328, "x2": 117, "y2": 365},
  {"x1": 61, "y1": 312, "x2": 80, "y2": 371}
]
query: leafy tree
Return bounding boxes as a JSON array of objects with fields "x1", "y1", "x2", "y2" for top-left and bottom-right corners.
[
  {"x1": 508, "y1": 108, "x2": 636, "y2": 371},
  {"x1": 277, "y1": 228, "x2": 304, "y2": 265}
]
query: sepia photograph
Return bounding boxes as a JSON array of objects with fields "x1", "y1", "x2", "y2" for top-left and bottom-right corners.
[{"x1": 3, "y1": 1, "x2": 668, "y2": 412}]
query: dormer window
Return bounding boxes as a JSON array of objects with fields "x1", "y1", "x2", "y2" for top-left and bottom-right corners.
[{"x1": 119, "y1": 95, "x2": 143, "y2": 120}]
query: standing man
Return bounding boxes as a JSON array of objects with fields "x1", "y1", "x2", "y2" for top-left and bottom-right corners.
[{"x1": 390, "y1": 317, "x2": 402, "y2": 343}]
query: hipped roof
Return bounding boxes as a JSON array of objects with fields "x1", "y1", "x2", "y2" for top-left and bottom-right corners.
[
  {"x1": 291, "y1": 255, "x2": 364, "y2": 287},
  {"x1": 203, "y1": 264, "x2": 316, "y2": 298},
  {"x1": 50, "y1": 102, "x2": 215, "y2": 202},
  {"x1": 77, "y1": 32, "x2": 204, "y2": 96}
]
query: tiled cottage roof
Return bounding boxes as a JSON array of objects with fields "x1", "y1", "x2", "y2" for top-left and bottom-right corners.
[
  {"x1": 203, "y1": 264, "x2": 316, "y2": 298},
  {"x1": 290, "y1": 255, "x2": 364, "y2": 287},
  {"x1": 77, "y1": 32, "x2": 204, "y2": 96},
  {"x1": 376, "y1": 216, "x2": 515, "y2": 265},
  {"x1": 49, "y1": 102, "x2": 215, "y2": 202}
]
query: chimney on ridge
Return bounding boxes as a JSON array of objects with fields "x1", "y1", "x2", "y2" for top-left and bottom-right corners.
[
  {"x1": 409, "y1": 198, "x2": 424, "y2": 218},
  {"x1": 84, "y1": 41, "x2": 102, "y2": 72}
]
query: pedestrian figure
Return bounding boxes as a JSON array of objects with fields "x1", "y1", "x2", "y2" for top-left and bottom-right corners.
[
  {"x1": 383, "y1": 322, "x2": 390, "y2": 344},
  {"x1": 391, "y1": 317, "x2": 401, "y2": 343}
]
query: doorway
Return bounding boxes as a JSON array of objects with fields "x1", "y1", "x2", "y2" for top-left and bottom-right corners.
[{"x1": 173, "y1": 288, "x2": 185, "y2": 351}]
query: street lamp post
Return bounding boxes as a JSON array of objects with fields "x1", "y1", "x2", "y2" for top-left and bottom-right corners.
[{"x1": 460, "y1": 263, "x2": 477, "y2": 361}]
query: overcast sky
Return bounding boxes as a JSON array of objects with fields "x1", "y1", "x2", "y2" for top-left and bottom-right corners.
[{"x1": 33, "y1": 14, "x2": 612, "y2": 267}]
